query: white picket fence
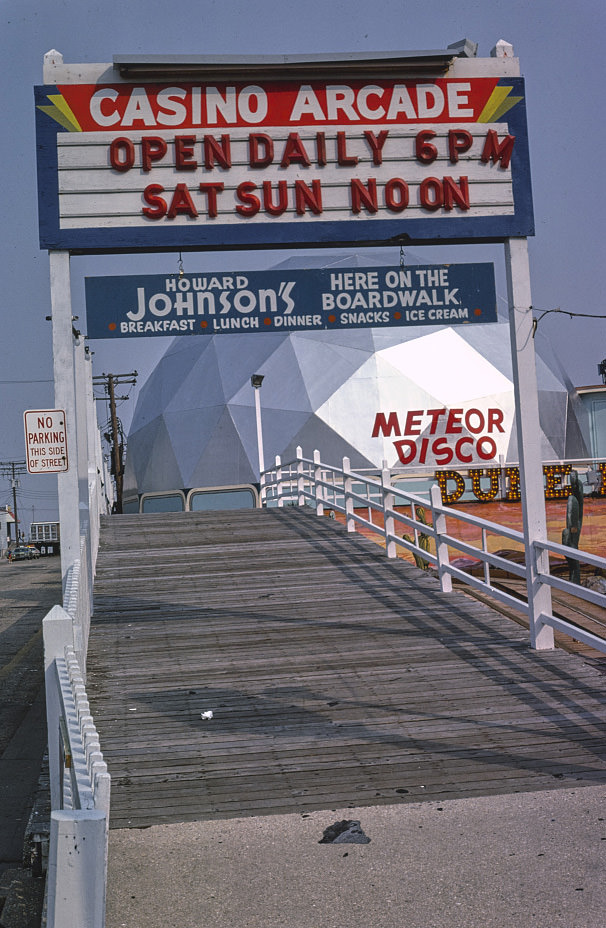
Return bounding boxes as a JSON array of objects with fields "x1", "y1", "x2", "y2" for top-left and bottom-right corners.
[
  {"x1": 43, "y1": 526, "x2": 109, "y2": 928},
  {"x1": 43, "y1": 603, "x2": 110, "y2": 927},
  {"x1": 40, "y1": 328, "x2": 112, "y2": 927},
  {"x1": 261, "y1": 448, "x2": 606, "y2": 655}
]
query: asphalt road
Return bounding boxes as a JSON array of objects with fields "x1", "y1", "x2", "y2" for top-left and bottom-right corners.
[{"x1": 0, "y1": 557, "x2": 61, "y2": 877}]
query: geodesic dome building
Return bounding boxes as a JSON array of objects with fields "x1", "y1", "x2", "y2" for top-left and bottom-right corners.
[{"x1": 122, "y1": 255, "x2": 590, "y2": 505}]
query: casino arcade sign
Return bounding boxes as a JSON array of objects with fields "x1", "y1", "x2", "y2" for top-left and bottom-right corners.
[{"x1": 34, "y1": 50, "x2": 533, "y2": 253}]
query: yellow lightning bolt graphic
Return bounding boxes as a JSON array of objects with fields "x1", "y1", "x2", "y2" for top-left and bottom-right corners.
[
  {"x1": 477, "y1": 86, "x2": 522, "y2": 123},
  {"x1": 37, "y1": 94, "x2": 82, "y2": 132}
]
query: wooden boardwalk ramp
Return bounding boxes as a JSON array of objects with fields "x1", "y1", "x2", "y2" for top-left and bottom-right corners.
[{"x1": 86, "y1": 507, "x2": 606, "y2": 829}]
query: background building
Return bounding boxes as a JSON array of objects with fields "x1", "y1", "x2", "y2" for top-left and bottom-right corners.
[
  {"x1": 577, "y1": 385, "x2": 606, "y2": 460},
  {"x1": 122, "y1": 259, "x2": 593, "y2": 509}
]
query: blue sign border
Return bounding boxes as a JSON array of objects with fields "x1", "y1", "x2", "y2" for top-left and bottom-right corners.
[
  {"x1": 85, "y1": 263, "x2": 497, "y2": 339},
  {"x1": 35, "y1": 78, "x2": 533, "y2": 255}
]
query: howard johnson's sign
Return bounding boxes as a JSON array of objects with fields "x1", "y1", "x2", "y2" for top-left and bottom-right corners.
[{"x1": 85, "y1": 262, "x2": 497, "y2": 338}]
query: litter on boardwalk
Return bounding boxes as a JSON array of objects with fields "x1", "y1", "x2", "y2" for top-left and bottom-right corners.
[{"x1": 201, "y1": 710, "x2": 214, "y2": 720}]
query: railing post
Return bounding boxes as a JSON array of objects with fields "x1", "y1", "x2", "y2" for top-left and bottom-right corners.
[
  {"x1": 85, "y1": 347, "x2": 103, "y2": 538},
  {"x1": 74, "y1": 339, "x2": 90, "y2": 531},
  {"x1": 93, "y1": 769, "x2": 111, "y2": 820},
  {"x1": 43, "y1": 605, "x2": 74, "y2": 811},
  {"x1": 430, "y1": 484, "x2": 452, "y2": 593},
  {"x1": 482, "y1": 527, "x2": 490, "y2": 586},
  {"x1": 296, "y1": 445, "x2": 305, "y2": 507},
  {"x1": 313, "y1": 449, "x2": 324, "y2": 517},
  {"x1": 274, "y1": 455, "x2": 284, "y2": 507},
  {"x1": 343, "y1": 457, "x2": 355, "y2": 533},
  {"x1": 498, "y1": 454, "x2": 506, "y2": 501},
  {"x1": 47, "y1": 810, "x2": 107, "y2": 928},
  {"x1": 382, "y1": 464, "x2": 396, "y2": 558}
]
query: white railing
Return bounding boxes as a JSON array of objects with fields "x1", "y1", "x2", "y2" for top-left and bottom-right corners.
[
  {"x1": 41, "y1": 270, "x2": 110, "y2": 924},
  {"x1": 63, "y1": 536, "x2": 94, "y2": 676},
  {"x1": 42, "y1": 477, "x2": 108, "y2": 925},
  {"x1": 262, "y1": 448, "x2": 606, "y2": 655},
  {"x1": 43, "y1": 605, "x2": 110, "y2": 928}
]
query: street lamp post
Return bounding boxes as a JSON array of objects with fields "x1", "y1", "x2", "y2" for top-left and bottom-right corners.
[{"x1": 251, "y1": 374, "x2": 265, "y2": 479}]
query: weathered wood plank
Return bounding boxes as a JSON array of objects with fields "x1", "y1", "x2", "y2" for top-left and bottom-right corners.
[{"x1": 86, "y1": 508, "x2": 606, "y2": 829}]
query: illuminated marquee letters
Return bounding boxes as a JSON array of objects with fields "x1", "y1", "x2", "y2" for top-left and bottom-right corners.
[{"x1": 35, "y1": 71, "x2": 533, "y2": 252}]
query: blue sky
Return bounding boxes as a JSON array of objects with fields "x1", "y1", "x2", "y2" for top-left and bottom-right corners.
[{"x1": 1, "y1": 0, "x2": 605, "y2": 524}]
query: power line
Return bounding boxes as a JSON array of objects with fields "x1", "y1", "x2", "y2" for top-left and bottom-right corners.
[
  {"x1": 493, "y1": 295, "x2": 605, "y2": 335},
  {"x1": 532, "y1": 307, "x2": 606, "y2": 338},
  {"x1": 534, "y1": 306, "x2": 606, "y2": 324},
  {"x1": 495, "y1": 293, "x2": 606, "y2": 323}
]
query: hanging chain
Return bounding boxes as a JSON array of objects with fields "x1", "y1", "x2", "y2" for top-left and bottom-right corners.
[
  {"x1": 399, "y1": 244, "x2": 405, "y2": 268},
  {"x1": 178, "y1": 251, "x2": 184, "y2": 277}
]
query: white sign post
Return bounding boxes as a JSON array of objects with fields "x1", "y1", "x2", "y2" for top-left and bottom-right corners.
[
  {"x1": 24, "y1": 408, "x2": 69, "y2": 473},
  {"x1": 505, "y1": 238, "x2": 554, "y2": 649},
  {"x1": 50, "y1": 251, "x2": 82, "y2": 591}
]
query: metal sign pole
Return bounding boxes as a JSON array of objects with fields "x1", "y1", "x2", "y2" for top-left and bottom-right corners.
[
  {"x1": 74, "y1": 338, "x2": 89, "y2": 511},
  {"x1": 505, "y1": 237, "x2": 554, "y2": 649},
  {"x1": 252, "y1": 379, "x2": 265, "y2": 475},
  {"x1": 50, "y1": 250, "x2": 81, "y2": 593}
]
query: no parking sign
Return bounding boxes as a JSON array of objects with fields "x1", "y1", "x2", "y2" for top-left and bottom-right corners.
[{"x1": 24, "y1": 409, "x2": 69, "y2": 473}]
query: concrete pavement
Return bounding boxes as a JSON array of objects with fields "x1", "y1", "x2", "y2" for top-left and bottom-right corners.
[
  {"x1": 3, "y1": 557, "x2": 603, "y2": 927},
  {"x1": 106, "y1": 784, "x2": 606, "y2": 928},
  {"x1": 0, "y1": 558, "x2": 59, "y2": 871},
  {"x1": 0, "y1": 556, "x2": 61, "y2": 926}
]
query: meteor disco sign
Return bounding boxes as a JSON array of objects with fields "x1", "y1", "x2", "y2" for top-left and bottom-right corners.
[{"x1": 35, "y1": 75, "x2": 533, "y2": 253}]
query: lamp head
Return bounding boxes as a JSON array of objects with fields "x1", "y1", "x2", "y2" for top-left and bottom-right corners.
[{"x1": 251, "y1": 374, "x2": 264, "y2": 388}]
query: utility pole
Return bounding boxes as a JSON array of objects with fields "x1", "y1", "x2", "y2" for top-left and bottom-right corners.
[
  {"x1": 0, "y1": 461, "x2": 27, "y2": 542},
  {"x1": 107, "y1": 375, "x2": 122, "y2": 507},
  {"x1": 93, "y1": 371, "x2": 137, "y2": 514}
]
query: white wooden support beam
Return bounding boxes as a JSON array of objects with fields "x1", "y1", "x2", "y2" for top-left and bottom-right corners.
[
  {"x1": 50, "y1": 251, "x2": 81, "y2": 594},
  {"x1": 505, "y1": 238, "x2": 554, "y2": 650}
]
